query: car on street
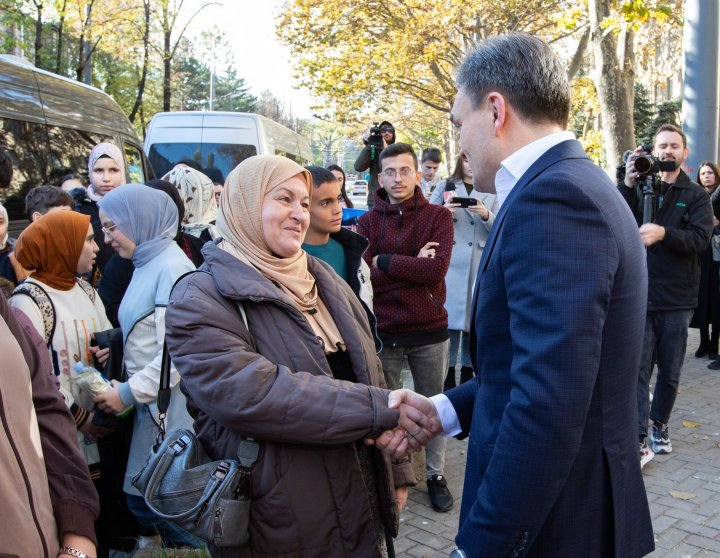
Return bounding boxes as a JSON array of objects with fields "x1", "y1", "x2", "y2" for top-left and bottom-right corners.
[{"x1": 352, "y1": 179, "x2": 368, "y2": 196}]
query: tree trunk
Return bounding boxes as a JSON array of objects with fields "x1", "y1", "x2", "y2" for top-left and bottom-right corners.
[
  {"x1": 33, "y1": 2, "x2": 43, "y2": 67},
  {"x1": 55, "y1": 0, "x2": 67, "y2": 73},
  {"x1": 589, "y1": 0, "x2": 636, "y2": 173},
  {"x1": 568, "y1": 27, "x2": 590, "y2": 81},
  {"x1": 129, "y1": 0, "x2": 151, "y2": 123}
]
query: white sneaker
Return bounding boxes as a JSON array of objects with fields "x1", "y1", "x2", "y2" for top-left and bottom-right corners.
[{"x1": 640, "y1": 439, "x2": 655, "y2": 469}]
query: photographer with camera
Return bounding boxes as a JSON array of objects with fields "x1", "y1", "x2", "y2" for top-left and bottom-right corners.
[
  {"x1": 354, "y1": 121, "x2": 396, "y2": 208},
  {"x1": 619, "y1": 124, "x2": 713, "y2": 468}
]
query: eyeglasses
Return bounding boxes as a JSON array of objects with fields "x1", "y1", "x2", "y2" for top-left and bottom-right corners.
[
  {"x1": 382, "y1": 168, "x2": 415, "y2": 179},
  {"x1": 380, "y1": 127, "x2": 393, "y2": 134},
  {"x1": 101, "y1": 223, "x2": 118, "y2": 235}
]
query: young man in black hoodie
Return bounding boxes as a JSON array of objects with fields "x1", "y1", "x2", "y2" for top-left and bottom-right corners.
[
  {"x1": 354, "y1": 120, "x2": 395, "y2": 208},
  {"x1": 621, "y1": 123, "x2": 713, "y2": 467}
]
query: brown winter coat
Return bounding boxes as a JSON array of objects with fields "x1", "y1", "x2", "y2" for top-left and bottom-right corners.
[
  {"x1": 165, "y1": 242, "x2": 415, "y2": 558},
  {"x1": 0, "y1": 293, "x2": 98, "y2": 557}
]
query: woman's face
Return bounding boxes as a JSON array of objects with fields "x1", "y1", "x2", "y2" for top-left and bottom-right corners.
[
  {"x1": 330, "y1": 169, "x2": 344, "y2": 187},
  {"x1": 0, "y1": 212, "x2": 7, "y2": 241},
  {"x1": 99, "y1": 208, "x2": 136, "y2": 259},
  {"x1": 76, "y1": 223, "x2": 99, "y2": 273},
  {"x1": 699, "y1": 165, "x2": 718, "y2": 191},
  {"x1": 462, "y1": 156, "x2": 473, "y2": 181},
  {"x1": 261, "y1": 176, "x2": 310, "y2": 258},
  {"x1": 91, "y1": 156, "x2": 123, "y2": 196}
]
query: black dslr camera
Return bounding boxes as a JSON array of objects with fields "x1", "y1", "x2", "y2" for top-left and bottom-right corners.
[
  {"x1": 634, "y1": 145, "x2": 676, "y2": 177},
  {"x1": 367, "y1": 122, "x2": 384, "y2": 149},
  {"x1": 633, "y1": 145, "x2": 677, "y2": 223}
]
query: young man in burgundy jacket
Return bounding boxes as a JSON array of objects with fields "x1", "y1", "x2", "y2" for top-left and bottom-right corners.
[{"x1": 357, "y1": 142, "x2": 455, "y2": 512}]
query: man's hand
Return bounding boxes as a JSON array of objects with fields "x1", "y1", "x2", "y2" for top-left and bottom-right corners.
[
  {"x1": 78, "y1": 411, "x2": 112, "y2": 441},
  {"x1": 624, "y1": 146, "x2": 644, "y2": 188},
  {"x1": 639, "y1": 223, "x2": 665, "y2": 246},
  {"x1": 418, "y1": 241, "x2": 439, "y2": 259},
  {"x1": 93, "y1": 380, "x2": 127, "y2": 415}
]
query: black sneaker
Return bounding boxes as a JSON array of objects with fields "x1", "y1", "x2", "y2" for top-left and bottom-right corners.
[{"x1": 427, "y1": 474, "x2": 454, "y2": 512}]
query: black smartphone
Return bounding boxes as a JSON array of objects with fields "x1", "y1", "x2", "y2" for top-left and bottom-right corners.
[{"x1": 453, "y1": 197, "x2": 478, "y2": 207}]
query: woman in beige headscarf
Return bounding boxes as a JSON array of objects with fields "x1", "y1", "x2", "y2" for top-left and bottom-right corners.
[{"x1": 164, "y1": 155, "x2": 417, "y2": 557}]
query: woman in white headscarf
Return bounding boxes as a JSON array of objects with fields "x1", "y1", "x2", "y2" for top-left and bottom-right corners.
[
  {"x1": 92, "y1": 184, "x2": 200, "y2": 550},
  {"x1": 164, "y1": 155, "x2": 417, "y2": 557},
  {"x1": 162, "y1": 165, "x2": 218, "y2": 241},
  {"x1": 75, "y1": 142, "x2": 127, "y2": 283}
]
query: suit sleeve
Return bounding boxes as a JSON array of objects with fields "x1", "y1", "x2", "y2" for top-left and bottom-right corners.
[{"x1": 455, "y1": 178, "x2": 620, "y2": 554}]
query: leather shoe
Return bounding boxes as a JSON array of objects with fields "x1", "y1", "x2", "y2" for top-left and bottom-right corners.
[
  {"x1": 709, "y1": 359, "x2": 720, "y2": 370},
  {"x1": 427, "y1": 474, "x2": 454, "y2": 512}
]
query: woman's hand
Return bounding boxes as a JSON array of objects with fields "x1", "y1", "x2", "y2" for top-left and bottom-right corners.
[
  {"x1": 89, "y1": 344, "x2": 110, "y2": 366},
  {"x1": 78, "y1": 411, "x2": 112, "y2": 440},
  {"x1": 466, "y1": 200, "x2": 489, "y2": 221},
  {"x1": 395, "y1": 487, "x2": 409, "y2": 513},
  {"x1": 93, "y1": 380, "x2": 127, "y2": 414}
]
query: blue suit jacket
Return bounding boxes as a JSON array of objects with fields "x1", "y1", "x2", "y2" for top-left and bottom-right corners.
[{"x1": 445, "y1": 140, "x2": 655, "y2": 557}]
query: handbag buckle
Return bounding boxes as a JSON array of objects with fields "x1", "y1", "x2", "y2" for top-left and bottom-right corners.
[
  {"x1": 213, "y1": 462, "x2": 230, "y2": 480},
  {"x1": 170, "y1": 435, "x2": 190, "y2": 455}
]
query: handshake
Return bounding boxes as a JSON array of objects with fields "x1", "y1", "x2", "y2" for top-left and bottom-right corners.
[{"x1": 367, "y1": 389, "x2": 444, "y2": 458}]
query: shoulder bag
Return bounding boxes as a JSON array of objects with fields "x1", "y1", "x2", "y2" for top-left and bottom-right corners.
[{"x1": 132, "y1": 301, "x2": 258, "y2": 548}]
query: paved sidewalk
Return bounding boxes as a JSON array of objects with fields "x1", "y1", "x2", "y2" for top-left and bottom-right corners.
[{"x1": 395, "y1": 328, "x2": 720, "y2": 557}]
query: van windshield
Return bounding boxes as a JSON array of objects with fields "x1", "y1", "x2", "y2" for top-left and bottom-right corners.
[{"x1": 148, "y1": 142, "x2": 257, "y2": 183}]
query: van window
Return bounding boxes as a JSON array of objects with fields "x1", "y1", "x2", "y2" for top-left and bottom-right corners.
[
  {"x1": 274, "y1": 149, "x2": 301, "y2": 163},
  {"x1": 0, "y1": 117, "x2": 53, "y2": 219},
  {"x1": 148, "y1": 142, "x2": 257, "y2": 181},
  {"x1": 124, "y1": 143, "x2": 147, "y2": 183},
  {"x1": 47, "y1": 125, "x2": 109, "y2": 183}
]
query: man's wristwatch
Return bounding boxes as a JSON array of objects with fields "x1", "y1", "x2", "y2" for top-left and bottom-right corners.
[
  {"x1": 58, "y1": 547, "x2": 90, "y2": 558},
  {"x1": 450, "y1": 548, "x2": 467, "y2": 558}
]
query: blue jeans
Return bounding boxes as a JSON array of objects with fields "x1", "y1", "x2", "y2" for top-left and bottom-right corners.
[
  {"x1": 637, "y1": 309, "x2": 692, "y2": 437},
  {"x1": 380, "y1": 340, "x2": 449, "y2": 477},
  {"x1": 448, "y1": 330, "x2": 473, "y2": 368},
  {"x1": 126, "y1": 493, "x2": 206, "y2": 549}
]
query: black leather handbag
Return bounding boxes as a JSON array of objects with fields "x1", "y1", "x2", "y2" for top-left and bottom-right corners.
[{"x1": 132, "y1": 338, "x2": 259, "y2": 548}]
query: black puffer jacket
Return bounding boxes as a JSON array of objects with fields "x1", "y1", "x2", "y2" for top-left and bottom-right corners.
[{"x1": 619, "y1": 169, "x2": 713, "y2": 310}]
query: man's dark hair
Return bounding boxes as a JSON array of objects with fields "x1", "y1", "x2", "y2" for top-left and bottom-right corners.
[
  {"x1": 421, "y1": 148, "x2": 442, "y2": 164},
  {"x1": 379, "y1": 143, "x2": 418, "y2": 170},
  {"x1": 0, "y1": 150, "x2": 13, "y2": 189},
  {"x1": 25, "y1": 185, "x2": 73, "y2": 221},
  {"x1": 457, "y1": 33, "x2": 571, "y2": 127},
  {"x1": 654, "y1": 123, "x2": 687, "y2": 148},
  {"x1": 305, "y1": 166, "x2": 337, "y2": 189}
]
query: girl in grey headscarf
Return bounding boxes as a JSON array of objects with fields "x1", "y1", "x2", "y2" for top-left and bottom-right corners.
[{"x1": 93, "y1": 184, "x2": 201, "y2": 551}]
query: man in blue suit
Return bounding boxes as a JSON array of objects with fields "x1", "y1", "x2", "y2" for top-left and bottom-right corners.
[{"x1": 376, "y1": 33, "x2": 655, "y2": 557}]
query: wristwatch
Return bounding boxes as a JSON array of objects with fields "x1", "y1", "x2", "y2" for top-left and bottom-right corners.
[
  {"x1": 450, "y1": 548, "x2": 467, "y2": 558},
  {"x1": 57, "y1": 547, "x2": 90, "y2": 558}
]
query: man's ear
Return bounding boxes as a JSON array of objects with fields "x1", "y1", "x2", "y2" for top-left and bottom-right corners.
[
  {"x1": 487, "y1": 92, "x2": 507, "y2": 135},
  {"x1": 31, "y1": 211, "x2": 42, "y2": 222}
]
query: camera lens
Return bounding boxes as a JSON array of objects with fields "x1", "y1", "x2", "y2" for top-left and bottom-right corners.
[{"x1": 634, "y1": 155, "x2": 653, "y2": 175}]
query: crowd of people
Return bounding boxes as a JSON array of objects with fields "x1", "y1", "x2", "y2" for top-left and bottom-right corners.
[{"x1": 3, "y1": 30, "x2": 718, "y2": 558}]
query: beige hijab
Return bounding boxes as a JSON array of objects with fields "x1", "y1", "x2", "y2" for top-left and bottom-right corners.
[{"x1": 217, "y1": 155, "x2": 345, "y2": 353}]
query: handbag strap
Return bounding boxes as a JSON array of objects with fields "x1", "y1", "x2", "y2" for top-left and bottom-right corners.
[{"x1": 157, "y1": 300, "x2": 249, "y2": 445}]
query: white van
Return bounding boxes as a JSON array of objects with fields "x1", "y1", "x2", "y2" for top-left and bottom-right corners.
[{"x1": 144, "y1": 111, "x2": 313, "y2": 182}]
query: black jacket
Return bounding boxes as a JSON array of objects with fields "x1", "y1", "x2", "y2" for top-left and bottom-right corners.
[
  {"x1": 619, "y1": 169, "x2": 713, "y2": 310},
  {"x1": 354, "y1": 120, "x2": 394, "y2": 205}
]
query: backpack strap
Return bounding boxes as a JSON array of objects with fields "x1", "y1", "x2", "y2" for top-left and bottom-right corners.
[
  {"x1": 11, "y1": 281, "x2": 57, "y2": 344},
  {"x1": 77, "y1": 277, "x2": 96, "y2": 303}
]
